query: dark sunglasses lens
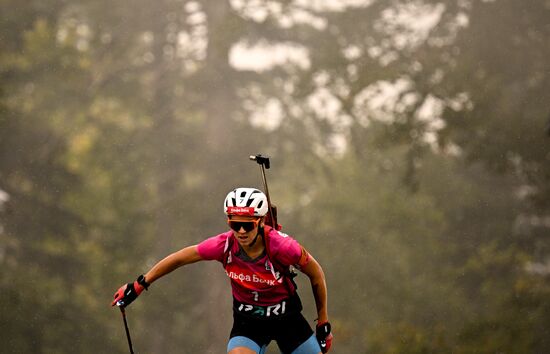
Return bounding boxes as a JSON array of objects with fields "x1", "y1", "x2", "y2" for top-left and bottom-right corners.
[{"x1": 230, "y1": 221, "x2": 255, "y2": 232}]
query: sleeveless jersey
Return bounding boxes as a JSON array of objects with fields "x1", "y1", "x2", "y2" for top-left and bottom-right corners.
[{"x1": 197, "y1": 228, "x2": 310, "y2": 306}]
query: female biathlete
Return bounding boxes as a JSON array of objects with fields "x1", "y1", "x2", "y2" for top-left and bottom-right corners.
[{"x1": 112, "y1": 187, "x2": 333, "y2": 354}]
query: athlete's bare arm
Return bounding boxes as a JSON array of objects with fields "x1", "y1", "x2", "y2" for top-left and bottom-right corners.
[
  {"x1": 300, "y1": 254, "x2": 329, "y2": 324},
  {"x1": 144, "y1": 245, "x2": 204, "y2": 284}
]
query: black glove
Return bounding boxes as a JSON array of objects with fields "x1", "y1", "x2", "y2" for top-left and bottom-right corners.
[{"x1": 316, "y1": 321, "x2": 333, "y2": 353}]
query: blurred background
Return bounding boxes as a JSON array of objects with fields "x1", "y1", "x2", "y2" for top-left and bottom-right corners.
[{"x1": 1, "y1": 0, "x2": 550, "y2": 352}]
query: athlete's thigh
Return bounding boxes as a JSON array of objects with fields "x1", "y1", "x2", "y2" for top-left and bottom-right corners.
[
  {"x1": 289, "y1": 334, "x2": 321, "y2": 354},
  {"x1": 229, "y1": 313, "x2": 270, "y2": 354},
  {"x1": 227, "y1": 336, "x2": 267, "y2": 354},
  {"x1": 275, "y1": 313, "x2": 318, "y2": 354}
]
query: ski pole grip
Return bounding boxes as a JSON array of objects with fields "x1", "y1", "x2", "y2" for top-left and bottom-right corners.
[{"x1": 249, "y1": 154, "x2": 270, "y2": 169}]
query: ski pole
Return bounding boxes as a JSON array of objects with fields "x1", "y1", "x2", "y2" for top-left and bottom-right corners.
[
  {"x1": 117, "y1": 302, "x2": 135, "y2": 354},
  {"x1": 249, "y1": 154, "x2": 276, "y2": 228}
]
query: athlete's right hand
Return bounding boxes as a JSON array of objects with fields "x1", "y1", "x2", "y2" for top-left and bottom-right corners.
[{"x1": 111, "y1": 276, "x2": 148, "y2": 308}]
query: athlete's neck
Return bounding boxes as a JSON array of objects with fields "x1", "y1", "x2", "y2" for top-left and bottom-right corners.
[{"x1": 243, "y1": 234, "x2": 265, "y2": 259}]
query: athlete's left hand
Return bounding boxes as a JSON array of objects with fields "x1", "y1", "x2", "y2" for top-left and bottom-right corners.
[{"x1": 316, "y1": 321, "x2": 333, "y2": 353}]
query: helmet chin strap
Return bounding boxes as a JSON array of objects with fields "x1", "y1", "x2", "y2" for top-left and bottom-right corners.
[{"x1": 249, "y1": 225, "x2": 264, "y2": 247}]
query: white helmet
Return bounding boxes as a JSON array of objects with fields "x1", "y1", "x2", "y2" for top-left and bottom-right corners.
[{"x1": 224, "y1": 187, "x2": 268, "y2": 216}]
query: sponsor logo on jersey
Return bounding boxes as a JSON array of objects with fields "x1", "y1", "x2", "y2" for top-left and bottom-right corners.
[{"x1": 225, "y1": 270, "x2": 276, "y2": 286}]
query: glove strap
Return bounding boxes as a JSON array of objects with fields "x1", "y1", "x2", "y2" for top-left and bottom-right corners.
[
  {"x1": 317, "y1": 321, "x2": 331, "y2": 337},
  {"x1": 137, "y1": 274, "x2": 150, "y2": 290}
]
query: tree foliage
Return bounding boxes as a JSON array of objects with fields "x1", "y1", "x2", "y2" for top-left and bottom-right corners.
[{"x1": 1, "y1": 0, "x2": 549, "y2": 352}]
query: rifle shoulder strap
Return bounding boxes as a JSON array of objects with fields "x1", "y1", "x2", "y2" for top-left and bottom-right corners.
[{"x1": 263, "y1": 226, "x2": 298, "y2": 294}]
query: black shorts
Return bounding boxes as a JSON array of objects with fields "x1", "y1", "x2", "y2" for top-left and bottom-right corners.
[{"x1": 229, "y1": 310, "x2": 314, "y2": 353}]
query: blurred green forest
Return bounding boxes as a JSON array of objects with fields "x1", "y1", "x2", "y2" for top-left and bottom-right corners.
[{"x1": 1, "y1": 0, "x2": 549, "y2": 353}]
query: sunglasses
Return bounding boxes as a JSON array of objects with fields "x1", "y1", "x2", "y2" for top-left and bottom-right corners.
[{"x1": 227, "y1": 218, "x2": 260, "y2": 232}]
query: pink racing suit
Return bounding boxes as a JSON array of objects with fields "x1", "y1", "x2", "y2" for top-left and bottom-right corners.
[{"x1": 197, "y1": 227, "x2": 310, "y2": 306}]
